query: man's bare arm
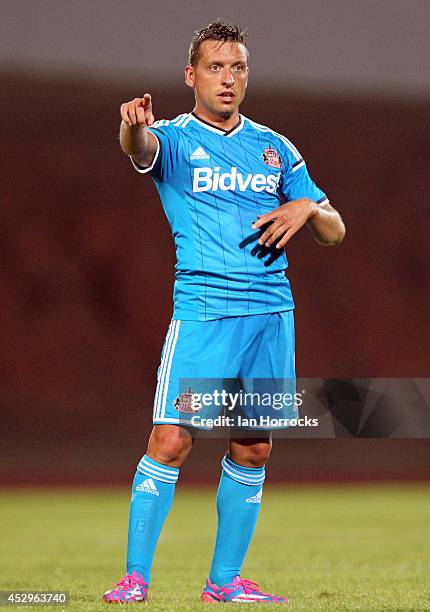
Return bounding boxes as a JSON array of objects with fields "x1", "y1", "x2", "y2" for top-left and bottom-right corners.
[
  {"x1": 119, "y1": 94, "x2": 158, "y2": 167},
  {"x1": 306, "y1": 201, "x2": 346, "y2": 246},
  {"x1": 252, "y1": 198, "x2": 345, "y2": 248}
]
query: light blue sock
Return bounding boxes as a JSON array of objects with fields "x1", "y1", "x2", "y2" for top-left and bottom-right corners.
[
  {"x1": 209, "y1": 454, "x2": 266, "y2": 586},
  {"x1": 126, "y1": 455, "x2": 179, "y2": 583}
]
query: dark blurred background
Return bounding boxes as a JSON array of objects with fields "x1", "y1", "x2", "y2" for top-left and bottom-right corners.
[{"x1": 1, "y1": 0, "x2": 429, "y2": 485}]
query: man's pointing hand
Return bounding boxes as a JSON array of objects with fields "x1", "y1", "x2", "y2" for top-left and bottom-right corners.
[{"x1": 120, "y1": 94, "x2": 155, "y2": 127}]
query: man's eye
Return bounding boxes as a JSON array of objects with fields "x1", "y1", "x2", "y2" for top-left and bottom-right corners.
[
  {"x1": 210, "y1": 65, "x2": 221, "y2": 71},
  {"x1": 233, "y1": 65, "x2": 245, "y2": 72}
]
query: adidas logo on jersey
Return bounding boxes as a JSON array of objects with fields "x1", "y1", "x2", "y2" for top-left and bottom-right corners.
[
  {"x1": 190, "y1": 146, "x2": 210, "y2": 160},
  {"x1": 136, "y1": 478, "x2": 159, "y2": 496},
  {"x1": 192, "y1": 167, "x2": 281, "y2": 194},
  {"x1": 246, "y1": 489, "x2": 263, "y2": 504}
]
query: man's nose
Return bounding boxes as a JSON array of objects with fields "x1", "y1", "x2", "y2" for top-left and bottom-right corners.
[{"x1": 221, "y1": 68, "x2": 235, "y2": 86}]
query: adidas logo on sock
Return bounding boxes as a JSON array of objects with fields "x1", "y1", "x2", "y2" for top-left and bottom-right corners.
[
  {"x1": 190, "y1": 146, "x2": 210, "y2": 160},
  {"x1": 246, "y1": 489, "x2": 263, "y2": 504},
  {"x1": 136, "y1": 478, "x2": 159, "y2": 496}
]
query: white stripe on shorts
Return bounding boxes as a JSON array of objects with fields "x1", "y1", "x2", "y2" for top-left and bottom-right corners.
[
  {"x1": 159, "y1": 320, "x2": 181, "y2": 420},
  {"x1": 153, "y1": 320, "x2": 181, "y2": 420},
  {"x1": 153, "y1": 321, "x2": 177, "y2": 420}
]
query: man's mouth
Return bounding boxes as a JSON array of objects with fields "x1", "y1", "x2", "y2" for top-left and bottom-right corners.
[{"x1": 218, "y1": 91, "x2": 235, "y2": 102}]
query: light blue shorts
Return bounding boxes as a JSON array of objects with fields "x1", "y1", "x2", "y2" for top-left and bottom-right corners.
[{"x1": 152, "y1": 311, "x2": 297, "y2": 429}]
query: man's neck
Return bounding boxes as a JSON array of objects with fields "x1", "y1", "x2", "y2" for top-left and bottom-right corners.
[{"x1": 192, "y1": 106, "x2": 240, "y2": 132}]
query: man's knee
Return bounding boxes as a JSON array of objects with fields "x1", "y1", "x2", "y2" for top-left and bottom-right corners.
[
  {"x1": 147, "y1": 425, "x2": 193, "y2": 467},
  {"x1": 229, "y1": 438, "x2": 272, "y2": 468}
]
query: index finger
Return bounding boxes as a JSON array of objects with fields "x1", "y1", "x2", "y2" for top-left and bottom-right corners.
[
  {"x1": 251, "y1": 210, "x2": 279, "y2": 229},
  {"x1": 143, "y1": 93, "x2": 152, "y2": 108}
]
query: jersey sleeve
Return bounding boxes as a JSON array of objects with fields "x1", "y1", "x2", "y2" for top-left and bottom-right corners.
[
  {"x1": 130, "y1": 120, "x2": 182, "y2": 182},
  {"x1": 278, "y1": 138, "x2": 329, "y2": 206}
]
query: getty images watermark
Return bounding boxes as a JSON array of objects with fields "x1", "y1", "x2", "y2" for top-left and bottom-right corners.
[
  {"x1": 175, "y1": 378, "x2": 430, "y2": 437},
  {"x1": 182, "y1": 388, "x2": 319, "y2": 429}
]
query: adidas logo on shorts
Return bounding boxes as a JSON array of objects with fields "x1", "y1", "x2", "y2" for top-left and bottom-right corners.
[
  {"x1": 190, "y1": 146, "x2": 210, "y2": 160},
  {"x1": 136, "y1": 478, "x2": 159, "y2": 496},
  {"x1": 246, "y1": 489, "x2": 263, "y2": 504}
]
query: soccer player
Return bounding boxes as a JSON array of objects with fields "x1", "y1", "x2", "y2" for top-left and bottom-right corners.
[{"x1": 103, "y1": 21, "x2": 345, "y2": 605}]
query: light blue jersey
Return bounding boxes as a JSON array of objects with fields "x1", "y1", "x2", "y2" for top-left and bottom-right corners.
[{"x1": 132, "y1": 113, "x2": 328, "y2": 321}]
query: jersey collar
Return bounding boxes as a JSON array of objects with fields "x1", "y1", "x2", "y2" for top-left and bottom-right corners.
[{"x1": 189, "y1": 112, "x2": 244, "y2": 137}]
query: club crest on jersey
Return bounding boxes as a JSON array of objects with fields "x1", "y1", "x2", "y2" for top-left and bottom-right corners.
[
  {"x1": 262, "y1": 147, "x2": 282, "y2": 169},
  {"x1": 174, "y1": 388, "x2": 201, "y2": 413}
]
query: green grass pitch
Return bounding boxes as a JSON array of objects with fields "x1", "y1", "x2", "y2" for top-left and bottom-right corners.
[{"x1": 1, "y1": 485, "x2": 430, "y2": 610}]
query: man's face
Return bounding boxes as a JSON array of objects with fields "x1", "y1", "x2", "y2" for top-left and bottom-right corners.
[{"x1": 185, "y1": 40, "x2": 249, "y2": 119}]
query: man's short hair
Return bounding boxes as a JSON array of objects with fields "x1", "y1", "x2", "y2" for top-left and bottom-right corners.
[{"x1": 188, "y1": 20, "x2": 248, "y2": 66}]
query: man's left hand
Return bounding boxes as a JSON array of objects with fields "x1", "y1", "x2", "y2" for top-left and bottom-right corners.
[{"x1": 251, "y1": 198, "x2": 318, "y2": 249}]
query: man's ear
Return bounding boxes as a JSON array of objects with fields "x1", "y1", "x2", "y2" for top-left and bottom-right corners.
[{"x1": 184, "y1": 65, "x2": 194, "y2": 89}]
